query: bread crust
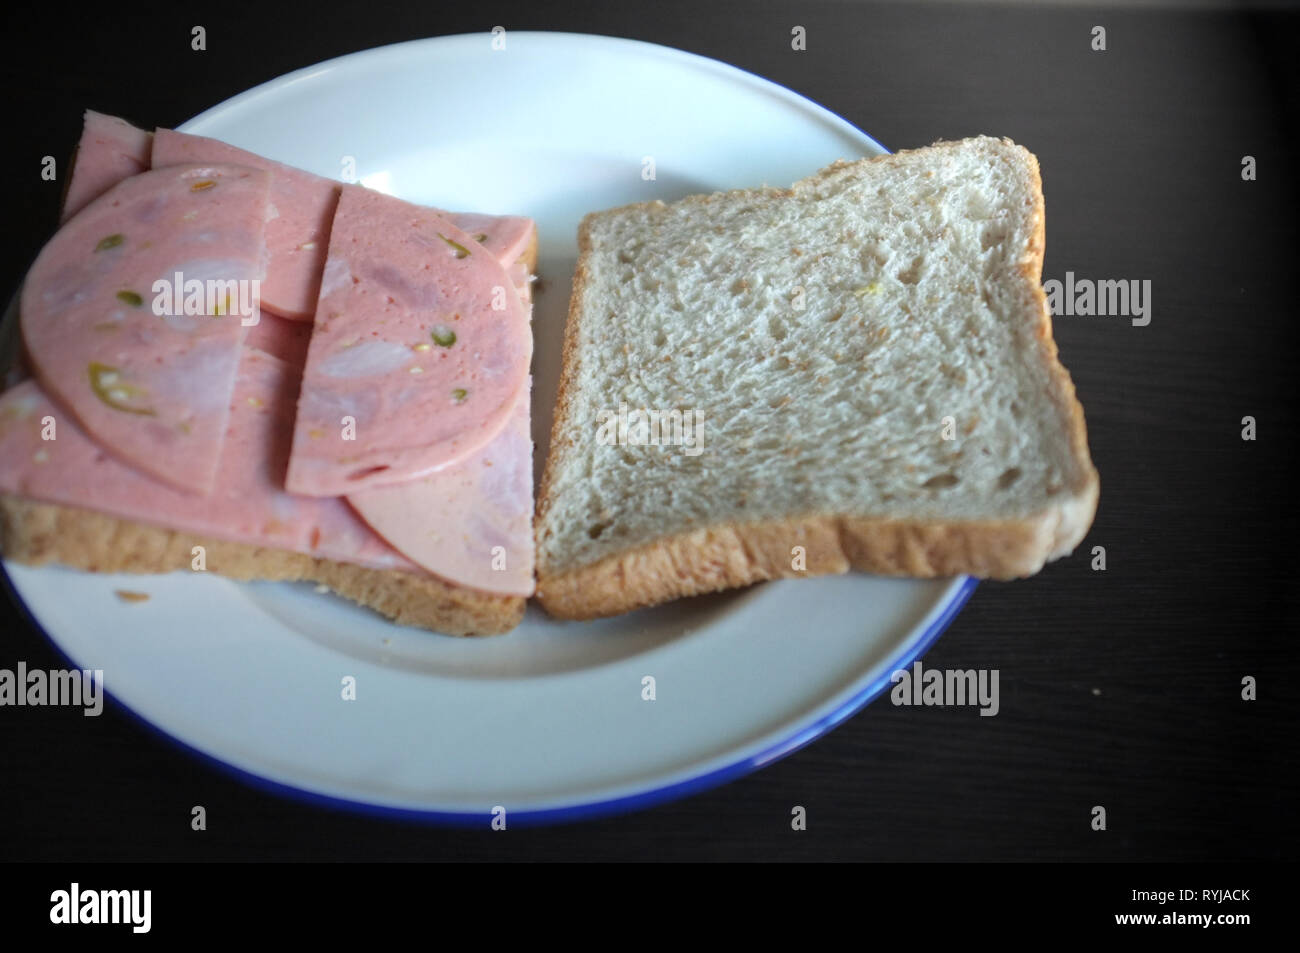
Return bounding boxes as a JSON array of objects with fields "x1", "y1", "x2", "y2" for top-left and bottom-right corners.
[
  {"x1": 535, "y1": 137, "x2": 1100, "y2": 620},
  {"x1": 536, "y1": 492, "x2": 1098, "y2": 619},
  {"x1": 0, "y1": 494, "x2": 525, "y2": 636}
]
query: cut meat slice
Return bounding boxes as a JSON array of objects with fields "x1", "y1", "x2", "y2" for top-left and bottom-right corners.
[
  {"x1": 346, "y1": 380, "x2": 534, "y2": 595},
  {"x1": 152, "y1": 128, "x2": 339, "y2": 321},
  {"x1": 286, "y1": 185, "x2": 531, "y2": 496},
  {"x1": 20, "y1": 163, "x2": 270, "y2": 495},
  {"x1": 345, "y1": 239, "x2": 537, "y2": 597},
  {"x1": 0, "y1": 353, "x2": 414, "y2": 571},
  {"x1": 61, "y1": 111, "x2": 153, "y2": 223},
  {"x1": 153, "y1": 128, "x2": 533, "y2": 321},
  {"x1": 247, "y1": 226, "x2": 533, "y2": 372}
]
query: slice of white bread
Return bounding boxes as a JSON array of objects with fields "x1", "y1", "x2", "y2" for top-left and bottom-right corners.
[
  {"x1": 535, "y1": 137, "x2": 1099, "y2": 620},
  {"x1": 0, "y1": 230, "x2": 537, "y2": 637}
]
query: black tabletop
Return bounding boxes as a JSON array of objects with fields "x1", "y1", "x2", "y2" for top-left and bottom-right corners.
[{"x1": 1, "y1": 0, "x2": 1296, "y2": 863}]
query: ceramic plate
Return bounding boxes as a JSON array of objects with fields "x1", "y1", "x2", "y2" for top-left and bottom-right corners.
[{"x1": 2, "y1": 32, "x2": 975, "y2": 824}]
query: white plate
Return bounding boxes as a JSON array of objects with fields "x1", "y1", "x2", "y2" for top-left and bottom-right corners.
[{"x1": 2, "y1": 32, "x2": 975, "y2": 823}]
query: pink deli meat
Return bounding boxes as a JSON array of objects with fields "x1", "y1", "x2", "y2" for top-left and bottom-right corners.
[
  {"x1": 0, "y1": 353, "x2": 415, "y2": 572},
  {"x1": 245, "y1": 236, "x2": 531, "y2": 372},
  {"x1": 61, "y1": 111, "x2": 153, "y2": 223},
  {"x1": 238, "y1": 215, "x2": 534, "y2": 593},
  {"x1": 343, "y1": 249, "x2": 537, "y2": 597},
  {"x1": 153, "y1": 128, "x2": 535, "y2": 320},
  {"x1": 20, "y1": 163, "x2": 270, "y2": 495},
  {"x1": 285, "y1": 185, "x2": 531, "y2": 496},
  {"x1": 347, "y1": 380, "x2": 535, "y2": 596},
  {"x1": 152, "y1": 128, "x2": 339, "y2": 321}
]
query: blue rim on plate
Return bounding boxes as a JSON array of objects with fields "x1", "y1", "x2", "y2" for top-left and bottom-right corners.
[
  {"x1": 1, "y1": 34, "x2": 975, "y2": 827},
  {"x1": 2, "y1": 563, "x2": 977, "y2": 827}
]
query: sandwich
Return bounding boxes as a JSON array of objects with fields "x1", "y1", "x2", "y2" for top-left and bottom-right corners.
[{"x1": 2, "y1": 120, "x2": 1098, "y2": 635}]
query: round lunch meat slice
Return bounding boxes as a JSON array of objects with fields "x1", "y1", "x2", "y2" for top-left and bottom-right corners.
[
  {"x1": 346, "y1": 381, "x2": 535, "y2": 597},
  {"x1": 20, "y1": 163, "x2": 271, "y2": 495},
  {"x1": 285, "y1": 185, "x2": 532, "y2": 497}
]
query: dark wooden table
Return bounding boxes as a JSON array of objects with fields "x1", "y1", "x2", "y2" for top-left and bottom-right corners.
[{"x1": 1, "y1": 0, "x2": 1296, "y2": 862}]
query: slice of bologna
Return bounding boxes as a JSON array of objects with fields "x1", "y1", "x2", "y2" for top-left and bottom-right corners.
[
  {"x1": 344, "y1": 250, "x2": 537, "y2": 597},
  {"x1": 20, "y1": 163, "x2": 270, "y2": 495},
  {"x1": 286, "y1": 185, "x2": 531, "y2": 497},
  {"x1": 346, "y1": 381, "x2": 535, "y2": 596},
  {"x1": 152, "y1": 128, "x2": 338, "y2": 321},
  {"x1": 153, "y1": 128, "x2": 536, "y2": 321},
  {"x1": 61, "y1": 111, "x2": 153, "y2": 223},
  {"x1": 0, "y1": 352, "x2": 415, "y2": 572}
]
